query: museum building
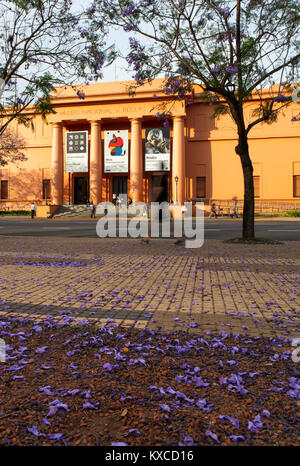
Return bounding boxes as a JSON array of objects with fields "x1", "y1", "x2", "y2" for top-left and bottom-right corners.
[{"x1": 0, "y1": 78, "x2": 300, "y2": 213}]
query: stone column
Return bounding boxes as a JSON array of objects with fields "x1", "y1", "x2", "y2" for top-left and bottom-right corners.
[
  {"x1": 89, "y1": 120, "x2": 102, "y2": 204},
  {"x1": 130, "y1": 118, "x2": 143, "y2": 202},
  {"x1": 51, "y1": 122, "x2": 63, "y2": 205},
  {"x1": 172, "y1": 116, "x2": 185, "y2": 204}
]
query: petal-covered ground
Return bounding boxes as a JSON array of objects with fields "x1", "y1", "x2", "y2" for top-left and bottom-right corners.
[
  {"x1": 0, "y1": 316, "x2": 299, "y2": 446},
  {"x1": 0, "y1": 236, "x2": 299, "y2": 445}
]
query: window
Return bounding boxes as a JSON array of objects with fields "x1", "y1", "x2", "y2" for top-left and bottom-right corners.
[
  {"x1": 294, "y1": 175, "x2": 300, "y2": 197},
  {"x1": 196, "y1": 176, "x2": 206, "y2": 198},
  {"x1": 253, "y1": 176, "x2": 260, "y2": 198},
  {"x1": 43, "y1": 179, "x2": 51, "y2": 200},
  {"x1": 0, "y1": 180, "x2": 8, "y2": 199}
]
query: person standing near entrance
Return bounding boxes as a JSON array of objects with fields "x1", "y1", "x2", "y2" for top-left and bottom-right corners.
[{"x1": 30, "y1": 202, "x2": 36, "y2": 219}]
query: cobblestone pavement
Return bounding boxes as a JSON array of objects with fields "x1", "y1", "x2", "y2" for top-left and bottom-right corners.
[{"x1": 0, "y1": 236, "x2": 299, "y2": 337}]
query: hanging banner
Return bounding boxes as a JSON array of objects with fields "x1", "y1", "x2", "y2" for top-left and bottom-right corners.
[
  {"x1": 65, "y1": 131, "x2": 88, "y2": 173},
  {"x1": 145, "y1": 128, "x2": 170, "y2": 171},
  {"x1": 104, "y1": 130, "x2": 128, "y2": 173}
]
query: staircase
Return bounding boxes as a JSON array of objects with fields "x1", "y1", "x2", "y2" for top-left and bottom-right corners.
[{"x1": 52, "y1": 204, "x2": 91, "y2": 218}]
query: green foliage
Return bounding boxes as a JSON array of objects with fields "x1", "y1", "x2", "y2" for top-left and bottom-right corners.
[
  {"x1": 284, "y1": 210, "x2": 300, "y2": 217},
  {"x1": 0, "y1": 210, "x2": 30, "y2": 216}
]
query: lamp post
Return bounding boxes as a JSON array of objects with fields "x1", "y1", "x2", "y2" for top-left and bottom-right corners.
[{"x1": 174, "y1": 175, "x2": 179, "y2": 204}]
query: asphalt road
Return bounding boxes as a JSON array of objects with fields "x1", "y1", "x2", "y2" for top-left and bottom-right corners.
[{"x1": 0, "y1": 217, "x2": 299, "y2": 240}]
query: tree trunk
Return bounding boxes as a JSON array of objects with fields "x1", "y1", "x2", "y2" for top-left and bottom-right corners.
[{"x1": 235, "y1": 133, "x2": 255, "y2": 240}]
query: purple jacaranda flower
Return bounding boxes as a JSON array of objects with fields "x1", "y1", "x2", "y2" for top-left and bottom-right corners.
[
  {"x1": 48, "y1": 433, "x2": 66, "y2": 445},
  {"x1": 262, "y1": 409, "x2": 271, "y2": 419},
  {"x1": 32, "y1": 325, "x2": 43, "y2": 332},
  {"x1": 219, "y1": 415, "x2": 240, "y2": 429},
  {"x1": 47, "y1": 400, "x2": 69, "y2": 417},
  {"x1": 103, "y1": 363, "x2": 113, "y2": 371},
  {"x1": 35, "y1": 346, "x2": 48, "y2": 354},
  {"x1": 39, "y1": 386, "x2": 55, "y2": 396},
  {"x1": 179, "y1": 434, "x2": 194, "y2": 446},
  {"x1": 111, "y1": 442, "x2": 127, "y2": 446},
  {"x1": 42, "y1": 418, "x2": 51, "y2": 425},
  {"x1": 80, "y1": 390, "x2": 91, "y2": 399},
  {"x1": 248, "y1": 421, "x2": 258, "y2": 433},
  {"x1": 41, "y1": 365, "x2": 53, "y2": 370},
  {"x1": 273, "y1": 94, "x2": 290, "y2": 103},
  {"x1": 227, "y1": 360, "x2": 237, "y2": 366},
  {"x1": 196, "y1": 398, "x2": 214, "y2": 412},
  {"x1": 28, "y1": 426, "x2": 45, "y2": 437},
  {"x1": 248, "y1": 414, "x2": 263, "y2": 433},
  {"x1": 193, "y1": 377, "x2": 210, "y2": 387},
  {"x1": 158, "y1": 403, "x2": 171, "y2": 412},
  {"x1": 230, "y1": 435, "x2": 245, "y2": 442},
  {"x1": 127, "y1": 429, "x2": 141, "y2": 436},
  {"x1": 205, "y1": 430, "x2": 219, "y2": 443},
  {"x1": 63, "y1": 389, "x2": 80, "y2": 397},
  {"x1": 83, "y1": 401, "x2": 99, "y2": 409},
  {"x1": 68, "y1": 362, "x2": 78, "y2": 370}
]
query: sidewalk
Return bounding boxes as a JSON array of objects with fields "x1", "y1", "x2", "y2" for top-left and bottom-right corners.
[{"x1": 0, "y1": 236, "x2": 298, "y2": 338}]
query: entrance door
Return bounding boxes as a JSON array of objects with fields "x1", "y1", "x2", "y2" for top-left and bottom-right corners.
[
  {"x1": 151, "y1": 174, "x2": 168, "y2": 203},
  {"x1": 113, "y1": 176, "x2": 128, "y2": 197},
  {"x1": 74, "y1": 177, "x2": 89, "y2": 204}
]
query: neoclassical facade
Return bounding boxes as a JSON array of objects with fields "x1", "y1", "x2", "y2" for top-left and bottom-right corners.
[{"x1": 1, "y1": 78, "x2": 300, "y2": 210}]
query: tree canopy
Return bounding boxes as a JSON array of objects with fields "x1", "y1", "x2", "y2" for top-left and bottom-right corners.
[
  {"x1": 92, "y1": 0, "x2": 300, "y2": 238},
  {"x1": 0, "y1": 0, "x2": 107, "y2": 135}
]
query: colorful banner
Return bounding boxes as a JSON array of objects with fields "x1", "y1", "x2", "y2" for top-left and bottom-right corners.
[
  {"x1": 145, "y1": 128, "x2": 170, "y2": 171},
  {"x1": 65, "y1": 131, "x2": 88, "y2": 173},
  {"x1": 104, "y1": 130, "x2": 128, "y2": 173}
]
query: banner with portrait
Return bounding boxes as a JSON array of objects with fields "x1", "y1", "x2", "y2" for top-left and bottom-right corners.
[
  {"x1": 104, "y1": 130, "x2": 128, "y2": 173},
  {"x1": 65, "y1": 131, "x2": 88, "y2": 172},
  {"x1": 145, "y1": 128, "x2": 170, "y2": 171}
]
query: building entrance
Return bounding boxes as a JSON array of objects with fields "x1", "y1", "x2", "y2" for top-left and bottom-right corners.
[
  {"x1": 113, "y1": 176, "x2": 128, "y2": 198},
  {"x1": 151, "y1": 174, "x2": 168, "y2": 203},
  {"x1": 74, "y1": 177, "x2": 89, "y2": 204}
]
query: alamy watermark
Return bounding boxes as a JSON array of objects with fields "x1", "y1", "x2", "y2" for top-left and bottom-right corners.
[
  {"x1": 95, "y1": 201, "x2": 204, "y2": 249},
  {"x1": 0, "y1": 338, "x2": 5, "y2": 362},
  {"x1": 292, "y1": 84, "x2": 300, "y2": 103},
  {"x1": 291, "y1": 338, "x2": 300, "y2": 363}
]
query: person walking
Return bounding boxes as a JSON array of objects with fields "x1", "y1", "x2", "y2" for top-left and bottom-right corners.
[
  {"x1": 232, "y1": 203, "x2": 239, "y2": 218},
  {"x1": 30, "y1": 202, "x2": 36, "y2": 219},
  {"x1": 209, "y1": 203, "x2": 218, "y2": 218}
]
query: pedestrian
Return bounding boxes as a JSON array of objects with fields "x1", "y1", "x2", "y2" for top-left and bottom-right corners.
[
  {"x1": 112, "y1": 193, "x2": 117, "y2": 205},
  {"x1": 30, "y1": 202, "x2": 36, "y2": 219},
  {"x1": 209, "y1": 203, "x2": 218, "y2": 218},
  {"x1": 141, "y1": 204, "x2": 150, "y2": 244},
  {"x1": 232, "y1": 203, "x2": 239, "y2": 218},
  {"x1": 90, "y1": 202, "x2": 96, "y2": 218}
]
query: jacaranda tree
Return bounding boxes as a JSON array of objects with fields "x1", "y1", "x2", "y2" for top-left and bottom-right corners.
[
  {"x1": 0, "y1": 0, "x2": 107, "y2": 140},
  {"x1": 93, "y1": 0, "x2": 300, "y2": 239},
  {"x1": 0, "y1": 126, "x2": 26, "y2": 167}
]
